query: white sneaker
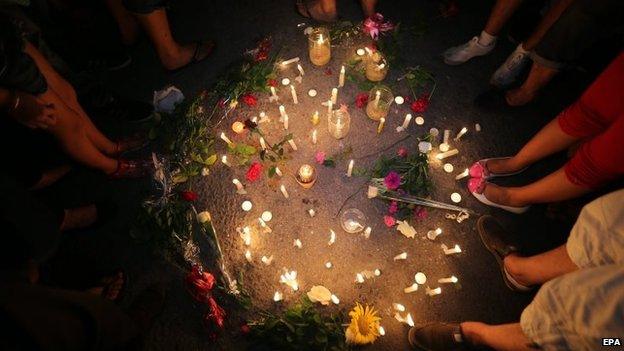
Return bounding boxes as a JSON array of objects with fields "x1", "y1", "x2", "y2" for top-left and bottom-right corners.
[
  {"x1": 490, "y1": 44, "x2": 530, "y2": 87},
  {"x1": 443, "y1": 36, "x2": 496, "y2": 65}
]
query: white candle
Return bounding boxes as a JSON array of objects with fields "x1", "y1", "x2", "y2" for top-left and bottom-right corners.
[
  {"x1": 356, "y1": 48, "x2": 366, "y2": 56},
  {"x1": 283, "y1": 114, "x2": 289, "y2": 130},
  {"x1": 261, "y1": 255, "x2": 274, "y2": 265},
  {"x1": 475, "y1": 123, "x2": 482, "y2": 132},
  {"x1": 379, "y1": 326, "x2": 385, "y2": 336},
  {"x1": 443, "y1": 163, "x2": 454, "y2": 173},
  {"x1": 311, "y1": 110, "x2": 319, "y2": 125},
  {"x1": 377, "y1": 117, "x2": 385, "y2": 134},
  {"x1": 326, "y1": 100, "x2": 333, "y2": 117},
  {"x1": 290, "y1": 85, "x2": 298, "y2": 104},
  {"x1": 221, "y1": 155, "x2": 230, "y2": 166},
  {"x1": 240, "y1": 226, "x2": 252, "y2": 246},
  {"x1": 451, "y1": 192, "x2": 462, "y2": 203},
  {"x1": 325, "y1": 261, "x2": 332, "y2": 269},
  {"x1": 308, "y1": 209, "x2": 316, "y2": 217},
  {"x1": 280, "y1": 184, "x2": 289, "y2": 199},
  {"x1": 312, "y1": 129, "x2": 317, "y2": 144},
  {"x1": 273, "y1": 291, "x2": 283, "y2": 302},
  {"x1": 404, "y1": 283, "x2": 419, "y2": 293},
  {"x1": 328, "y1": 230, "x2": 336, "y2": 245},
  {"x1": 281, "y1": 78, "x2": 290, "y2": 86},
  {"x1": 443, "y1": 129, "x2": 450, "y2": 145},
  {"x1": 279, "y1": 270, "x2": 299, "y2": 291},
  {"x1": 442, "y1": 244, "x2": 462, "y2": 255},
  {"x1": 258, "y1": 217, "x2": 272, "y2": 233},
  {"x1": 415, "y1": 116, "x2": 425, "y2": 125},
  {"x1": 454, "y1": 127, "x2": 468, "y2": 141},
  {"x1": 308, "y1": 89, "x2": 317, "y2": 97},
  {"x1": 293, "y1": 238, "x2": 302, "y2": 248},
  {"x1": 232, "y1": 179, "x2": 245, "y2": 192},
  {"x1": 274, "y1": 167, "x2": 283, "y2": 177},
  {"x1": 438, "y1": 276, "x2": 458, "y2": 284},
  {"x1": 269, "y1": 86, "x2": 278, "y2": 102},
  {"x1": 330, "y1": 294, "x2": 340, "y2": 305},
  {"x1": 261, "y1": 211, "x2": 272, "y2": 222},
  {"x1": 426, "y1": 286, "x2": 442, "y2": 296},
  {"x1": 455, "y1": 168, "x2": 469, "y2": 180},
  {"x1": 356, "y1": 273, "x2": 365, "y2": 283},
  {"x1": 364, "y1": 226, "x2": 371, "y2": 238},
  {"x1": 394, "y1": 96, "x2": 404, "y2": 105},
  {"x1": 415, "y1": 272, "x2": 427, "y2": 285},
  {"x1": 331, "y1": 87, "x2": 338, "y2": 104},
  {"x1": 393, "y1": 303, "x2": 406, "y2": 312},
  {"x1": 220, "y1": 132, "x2": 233, "y2": 146},
  {"x1": 374, "y1": 269, "x2": 381, "y2": 276},
  {"x1": 288, "y1": 139, "x2": 298, "y2": 151},
  {"x1": 436, "y1": 149, "x2": 459, "y2": 160},
  {"x1": 347, "y1": 159, "x2": 354, "y2": 177},
  {"x1": 297, "y1": 63, "x2": 305, "y2": 76},
  {"x1": 281, "y1": 57, "x2": 300, "y2": 66},
  {"x1": 374, "y1": 90, "x2": 381, "y2": 108},
  {"x1": 244, "y1": 249, "x2": 252, "y2": 262},
  {"x1": 339, "y1": 66, "x2": 345, "y2": 87},
  {"x1": 279, "y1": 105, "x2": 286, "y2": 119},
  {"x1": 427, "y1": 228, "x2": 443, "y2": 240},
  {"x1": 259, "y1": 137, "x2": 267, "y2": 150},
  {"x1": 394, "y1": 252, "x2": 407, "y2": 260},
  {"x1": 241, "y1": 201, "x2": 253, "y2": 212},
  {"x1": 401, "y1": 113, "x2": 412, "y2": 129}
]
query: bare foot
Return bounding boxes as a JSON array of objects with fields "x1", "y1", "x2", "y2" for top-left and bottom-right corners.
[
  {"x1": 486, "y1": 158, "x2": 522, "y2": 174},
  {"x1": 60, "y1": 205, "x2": 98, "y2": 231},
  {"x1": 482, "y1": 183, "x2": 525, "y2": 207},
  {"x1": 30, "y1": 165, "x2": 72, "y2": 190},
  {"x1": 505, "y1": 87, "x2": 536, "y2": 106},
  {"x1": 161, "y1": 40, "x2": 214, "y2": 71},
  {"x1": 503, "y1": 254, "x2": 532, "y2": 287},
  {"x1": 87, "y1": 271, "x2": 125, "y2": 301},
  {"x1": 297, "y1": 0, "x2": 337, "y2": 22}
]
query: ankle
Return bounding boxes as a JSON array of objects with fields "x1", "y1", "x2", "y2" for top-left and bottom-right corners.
[
  {"x1": 478, "y1": 30, "x2": 497, "y2": 46},
  {"x1": 504, "y1": 255, "x2": 530, "y2": 285},
  {"x1": 460, "y1": 322, "x2": 487, "y2": 346}
]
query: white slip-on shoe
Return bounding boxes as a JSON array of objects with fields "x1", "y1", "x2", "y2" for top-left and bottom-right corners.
[
  {"x1": 469, "y1": 157, "x2": 528, "y2": 180},
  {"x1": 443, "y1": 36, "x2": 496, "y2": 65},
  {"x1": 490, "y1": 44, "x2": 530, "y2": 87},
  {"x1": 471, "y1": 189, "x2": 530, "y2": 214}
]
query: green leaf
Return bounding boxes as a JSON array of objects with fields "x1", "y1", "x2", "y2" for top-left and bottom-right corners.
[
  {"x1": 268, "y1": 166, "x2": 276, "y2": 178},
  {"x1": 204, "y1": 154, "x2": 217, "y2": 165}
]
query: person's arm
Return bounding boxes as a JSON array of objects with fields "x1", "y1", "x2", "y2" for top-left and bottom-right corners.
[{"x1": 1, "y1": 87, "x2": 57, "y2": 129}]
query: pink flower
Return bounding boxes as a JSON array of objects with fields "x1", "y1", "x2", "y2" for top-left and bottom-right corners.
[
  {"x1": 355, "y1": 92, "x2": 368, "y2": 108},
  {"x1": 388, "y1": 201, "x2": 398, "y2": 214},
  {"x1": 397, "y1": 147, "x2": 408, "y2": 157},
  {"x1": 384, "y1": 171, "x2": 401, "y2": 190},
  {"x1": 414, "y1": 206, "x2": 428, "y2": 220},
  {"x1": 383, "y1": 215, "x2": 396, "y2": 227},
  {"x1": 362, "y1": 13, "x2": 396, "y2": 40},
  {"x1": 314, "y1": 151, "x2": 326, "y2": 165}
]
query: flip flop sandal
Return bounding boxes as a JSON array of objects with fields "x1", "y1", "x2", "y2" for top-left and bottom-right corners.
[
  {"x1": 114, "y1": 134, "x2": 149, "y2": 156},
  {"x1": 477, "y1": 215, "x2": 532, "y2": 292},
  {"x1": 469, "y1": 157, "x2": 528, "y2": 180},
  {"x1": 168, "y1": 40, "x2": 215, "y2": 73},
  {"x1": 468, "y1": 178, "x2": 530, "y2": 214},
  {"x1": 408, "y1": 322, "x2": 468, "y2": 351}
]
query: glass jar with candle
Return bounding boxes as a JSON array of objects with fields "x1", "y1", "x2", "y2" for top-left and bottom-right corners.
[
  {"x1": 340, "y1": 208, "x2": 366, "y2": 233},
  {"x1": 328, "y1": 106, "x2": 351, "y2": 139},
  {"x1": 365, "y1": 52, "x2": 388, "y2": 82},
  {"x1": 308, "y1": 27, "x2": 331, "y2": 66},
  {"x1": 295, "y1": 164, "x2": 317, "y2": 189},
  {"x1": 366, "y1": 85, "x2": 393, "y2": 121}
]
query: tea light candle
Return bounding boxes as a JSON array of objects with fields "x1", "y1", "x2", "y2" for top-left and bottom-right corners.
[
  {"x1": 330, "y1": 87, "x2": 338, "y2": 104},
  {"x1": 288, "y1": 139, "x2": 298, "y2": 151},
  {"x1": 274, "y1": 167, "x2": 283, "y2": 177},
  {"x1": 220, "y1": 132, "x2": 233, "y2": 146},
  {"x1": 281, "y1": 78, "x2": 290, "y2": 86},
  {"x1": 283, "y1": 114, "x2": 289, "y2": 130},
  {"x1": 280, "y1": 184, "x2": 289, "y2": 199},
  {"x1": 325, "y1": 261, "x2": 332, "y2": 269},
  {"x1": 379, "y1": 326, "x2": 385, "y2": 336},
  {"x1": 331, "y1": 294, "x2": 340, "y2": 305},
  {"x1": 404, "y1": 283, "x2": 419, "y2": 293},
  {"x1": 393, "y1": 303, "x2": 406, "y2": 312},
  {"x1": 394, "y1": 96, "x2": 404, "y2": 105},
  {"x1": 442, "y1": 244, "x2": 462, "y2": 255},
  {"x1": 436, "y1": 149, "x2": 459, "y2": 160},
  {"x1": 297, "y1": 63, "x2": 305, "y2": 76},
  {"x1": 427, "y1": 228, "x2": 443, "y2": 240},
  {"x1": 356, "y1": 273, "x2": 365, "y2": 283},
  {"x1": 364, "y1": 226, "x2": 371, "y2": 238},
  {"x1": 415, "y1": 272, "x2": 427, "y2": 285},
  {"x1": 308, "y1": 89, "x2": 317, "y2": 97},
  {"x1": 296, "y1": 164, "x2": 317, "y2": 188},
  {"x1": 454, "y1": 127, "x2": 468, "y2": 141},
  {"x1": 261, "y1": 255, "x2": 274, "y2": 265},
  {"x1": 308, "y1": 209, "x2": 316, "y2": 217},
  {"x1": 244, "y1": 250, "x2": 253, "y2": 263},
  {"x1": 311, "y1": 110, "x2": 319, "y2": 125},
  {"x1": 347, "y1": 159, "x2": 354, "y2": 177},
  {"x1": 426, "y1": 286, "x2": 442, "y2": 296},
  {"x1": 356, "y1": 48, "x2": 366, "y2": 56},
  {"x1": 451, "y1": 192, "x2": 462, "y2": 203},
  {"x1": 377, "y1": 117, "x2": 386, "y2": 134},
  {"x1": 339, "y1": 65, "x2": 345, "y2": 87},
  {"x1": 221, "y1": 155, "x2": 230, "y2": 167},
  {"x1": 374, "y1": 269, "x2": 381, "y2": 276},
  {"x1": 439, "y1": 143, "x2": 450, "y2": 152},
  {"x1": 273, "y1": 291, "x2": 283, "y2": 302},
  {"x1": 443, "y1": 163, "x2": 454, "y2": 173},
  {"x1": 455, "y1": 168, "x2": 469, "y2": 180},
  {"x1": 293, "y1": 239, "x2": 302, "y2": 248},
  {"x1": 438, "y1": 276, "x2": 458, "y2": 284},
  {"x1": 394, "y1": 252, "x2": 408, "y2": 260},
  {"x1": 241, "y1": 200, "x2": 253, "y2": 211},
  {"x1": 328, "y1": 230, "x2": 336, "y2": 245},
  {"x1": 401, "y1": 113, "x2": 412, "y2": 129},
  {"x1": 415, "y1": 116, "x2": 425, "y2": 125},
  {"x1": 259, "y1": 137, "x2": 267, "y2": 150},
  {"x1": 261, "y1": 211, "x2": 272, "y2": 222},
  {"x1": 475, "y1": 123, "x2": 482, "y2": 132},
  {"x1": 232, "y1": 121, "x2": 245, "y2": 134},
  {"x1": 312, "y1": 129, "x2": 317, "y2": 144},
  {"x1": 290, "y1": 85, "x2": 298, "y2": 104}
]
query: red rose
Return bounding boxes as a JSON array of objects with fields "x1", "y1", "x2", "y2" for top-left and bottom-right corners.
[
  {"x1": 181, "y1": 190, "x2": 198, "y2": 202},
  {"x1": 241, "y1": 93, "x2": 257, "y2": 107},
  {"x1": 355, "y1": 92, "x2": 368, "y2": 108},
  {"x1": 267, "y1": 79, "x2": 278, "y2": 87},
  {"x1": 240, "y1": 323, "x2": 251, "y2": 335},
  {"x1": 246, "y1": 162, "x2": 263, "y2": 182},
  {"x1": 324, "y1": 68, "x2": 333, "y2": 76},
  {"x1": 397, "y1": 147, "x2": 408, "y2": 157},
  {"x1": 410, "y1": 95, "x2": 430, "y2": 113}
]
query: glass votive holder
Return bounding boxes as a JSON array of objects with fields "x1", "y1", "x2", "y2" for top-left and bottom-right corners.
[
  {"x1": 328, "y1": 106, "x2": 351, "y2": 139},
  {"x1": 308, "y1": 27, "x2": 331, "y2": 66},
  {"x1": 366, "y1": 85, "x2": 393, "y2": 121},
  {"x1": 296, "y1": 164, "x2": 317, "y2": 189},
  {"x1": 340, "y1": 208, "x2": 366, "y2": 233},
  {"x1": 365, "y1": 52, "x2": 388, "y2": 82}
]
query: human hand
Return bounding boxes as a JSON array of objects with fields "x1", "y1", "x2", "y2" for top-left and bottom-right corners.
[{"x1": 7, "y1": 91, "x2": 57, "y2": 129}]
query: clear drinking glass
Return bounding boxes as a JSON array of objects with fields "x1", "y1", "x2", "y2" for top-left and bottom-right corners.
[
  {"x1": 328, "y1": 107, "x2": 351, "y2": 139},
  {"x1": 366, "y1": 85, "x2": 393, "y2": 121},
  {"x1": 365, "y1": 52, "x2": 388, "y2": 82},
  {"x1": 308, "y1": 27, "x2": 331, "y2": 66}
]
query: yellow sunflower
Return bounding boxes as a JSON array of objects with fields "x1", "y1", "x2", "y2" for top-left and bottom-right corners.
[{"x1": 345, "y1": 303, "x2": 381, "y2": 345}]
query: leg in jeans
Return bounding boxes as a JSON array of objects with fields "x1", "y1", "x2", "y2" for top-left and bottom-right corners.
[{"x1": 504, "y1": 245, "x2": 579, "y2": 286}]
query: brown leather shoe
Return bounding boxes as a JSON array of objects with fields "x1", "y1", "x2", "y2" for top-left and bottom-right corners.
[
  {"x1": 408, "y1": 323, "x2": 468, "y2": 351},
  {"x1": 108, "y1": 159, "x2": 150, "y2": 179}
]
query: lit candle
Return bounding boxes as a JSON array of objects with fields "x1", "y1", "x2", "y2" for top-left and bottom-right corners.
[
  {"x1": 374, "y1": 269, "x2": 381, "y2": 276},
  {"x1": 438, "y1": 276, "x2": 458, "y2": 284},
  {"x1": 326, "y1": 100, "x2": 333, "y2": 117},
  {"x1": 406, "y1": 314, "x2": 415, "y2": 327},
  {"x1": 261, "y1": 255, "x2": 274, "y2": 265},
  {"x1": 283, "y1": 114, "x2": 289, "y2": 130},
  {"x1": 394, "y1": 96, "x2": 404, "y2": 105},
  {"x1": 475, "y1": 123, "x2": 482, "y2": 132},
  {"x1": 455, "y1": 168, "x2": 469, "y2": 180},
  {"x1": 280, "y1": 184, "x2": 289, "y2": 199},
  {"x1": 377, "y1": 117, "x2": 386, "y2": 134},
  {"x1": 436, "y1": 149, "x2": 459, "y2": 160},
  {"x1": 312, "y1": 129, "x2": 317, "y2": 144},
  {"x1": 261, "y1": 211, "x2": 272, "y2": 222},
  {"x1": 273, "y1": 291, "x2": 283, "y2": 302},
  {"x1": 356, "y1": 273, "x2": 365, "y2": 283},
  {"x1": 330, "y1": 294, "x2": 340, "y2": 305},
  {"x1": 454, "y1": 127, "x2": 468, "y2": 141},
  {"x1": 308, "y1": 89, "x2": 317, "y2": 97},
  {"x1": 311, "y1": 110, "x2": 319, "y2": 125},
  {"x1": 439, "y1": 143, "x2": 450, "y2": 152},
  {"x1": 356, "y1": 48, "x2": 366, "y2": 56},
  {"x1": 401, "y1": 113, "x2": 412, "y2": 129},
  {"x1": 240, "y1": 226, "x2": 252, "y2": 246},
  {"x1": 232, "y1": 121, "x2": 245, "y2": 134},
  {"x1": 325, "y1": 261, "x2": 332, "y2": 269},
  {"x1": 279, "y1": 105, "x2": 286, "y2": 119},
  {"x1": 339, "y1": 65, "x2": 345, "y2": 87},
  {"x1": 451, "y1": 192, "x2": 462, "y2": 203},
  {"x1": 393, "y1": 303, "x2": 406, "y2": 312},
  {"x1": 308, "y1": 209, "x2": 316, "y2": 217},
  {"x1": 258, "y1": 218, "x2": 271, "y2": 233},
  {"x1": 290, "y1": 84, "x2": 298, "y2": 104},
  {"x1": 379, "y1": 326, "x2": 385, "y2": 336},
  {"x1": 427, "y1": 228, "x2": 443, "y2": 241},
  {"x1": 443, "y1": 163, "x2": 454, "y2": 173},
  {"x1": 279, "y1": 270, "x2": 299, "y2": 291},
  {"x1": 270, "y1": 86, "x2": 278, "y2": 102},
  {"x1": 245, "y1": 249, "x2": 252, "y2": 262},
  {"x1": 415, "y1": 272, "x2": 427, "y2": 285},
  {"x1": 259, "y1": 137, "x2": 267, "y2": 150},
  {"x1": 331, "y1": 88, "x2": 338, "y2": 104},
  {"x1": 220, "y1": 132, "x2": 233, "y2": 146},
  {"x1": 241, "y1": 201, "x2": 253, "y2": 212},
  {"x1": 364, "y1": 227, "x2": 371, "y2": 239},
  {"x1": 415, "y1": 116, "x2": 425, "y2": 125},
  {"x1": 221, "y1": 155, "x2": 230, "y2": 167},
  {"x1": 281, "y1": 78, "x2": 290, "y2": 86},
  {"x1": 274, "y1": 167, "x2": 283, "y2": 177},
  {"x1": 443, "y1": 129, "x2": 450, "y2": 145},
  {"x1": 404, "y1": 283, "x2": 419, "y2": 293},
  {"x1": 328, "y1": 229, "x2": 336, "y2": 245},
  {"x1": 293, "y1": 238, "x2": 302, "y2": 248},
  {"x1": 394, "y1": 252, "x2": 407, "y2": 260},
  {"x1": 426, "y1": 286, "x2": 442, "y2": 296},
  {"x1": 297, "y1": 63, "x2": 305, "y2": 76},
  {"x1": 374, "y1": 90, "x2": 381, "y2": 108},
  {"x1": 288, "y1": 139, "x2": 298, "y2": 151},
  {"x1": 347, "y1": 159, "x2": 354, "y2": 177},
  {"x1": 232, "y1": 179, "x2": 245, "y2": 194},
  {"x1": 441, "y1": 244, "x2": 462, "y2": 255}
]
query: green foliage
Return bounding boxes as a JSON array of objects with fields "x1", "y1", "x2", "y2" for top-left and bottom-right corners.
[
  {"x1": 401, "y1": 66, "x2": 436, "y2": 100},
  {"x1": 213, "y1": 53, "x2": 279, "y2": 101},
  {"x1": 132, "y1": 194, "x2": 194, "y2": 249},
  {"x1": 248, "y1": 297, "x2": 349, "y2": 351},
  {"x1": 370, "y1": 141, "x2": 432, "y2": 197},
  {"x1": 329, "y1": 21, "x2": 362, "y2": 44},
  {"x1": 228, "y1": 142, "x2": 258, "y2": 166},
  {"x1": 321, "y1": 146, "x2": 353, "y2": 168}
]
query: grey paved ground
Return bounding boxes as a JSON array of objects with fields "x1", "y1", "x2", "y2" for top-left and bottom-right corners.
[{"x1": 45, "y1": 0, "x2": 600, "y2": 350}]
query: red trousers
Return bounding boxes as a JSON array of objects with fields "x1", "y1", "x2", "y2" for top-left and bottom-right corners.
[{"x1": 557, "y1": 52, "x2": 624, "y2": 189}]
